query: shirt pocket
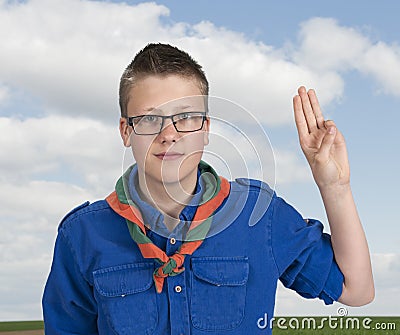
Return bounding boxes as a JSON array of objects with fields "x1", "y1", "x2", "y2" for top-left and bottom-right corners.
[
  {"x1": 190, "y1": 256, "x2": 249, "y2": 331},
  {"x1": 93, "y1": 262, "x2": 157, "y2": 335}
]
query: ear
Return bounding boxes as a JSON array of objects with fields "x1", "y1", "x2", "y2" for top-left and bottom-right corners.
[
  {"x1": 203, "y1": 115, "x2": 210, "y2": 146},
  {"x1": 119, "y1": 117, "x2": 132, "y2": 147}
]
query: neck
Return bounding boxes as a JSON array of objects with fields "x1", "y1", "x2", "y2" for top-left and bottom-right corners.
[{"x1": 137, "y1": 171, "x2": 198, "y2": 220}]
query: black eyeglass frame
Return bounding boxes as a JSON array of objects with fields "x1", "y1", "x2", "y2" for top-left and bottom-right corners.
[{"x1": 126, "y1": 111, "x2": 208, "y2": 135}]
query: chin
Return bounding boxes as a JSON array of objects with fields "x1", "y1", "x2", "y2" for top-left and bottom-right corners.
[
  {"x1": 160, "y1": 170, "x2": 191, "y2": 185},
  {"x1": 150, "y1": 156, "x2": 201, "y2": 184}
]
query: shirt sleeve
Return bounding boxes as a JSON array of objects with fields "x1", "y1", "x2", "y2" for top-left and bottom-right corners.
[
  {"x1": 42, "y1": 229, "x2": 98, "y2": 334},
  {"x1": 270, "y1": 196, "x2": 344, "y2": 305}
]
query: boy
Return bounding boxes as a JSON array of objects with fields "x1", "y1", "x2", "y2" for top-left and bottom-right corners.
[{"x1": 42, "y1": 43, "x2": 374, "y2": 334}]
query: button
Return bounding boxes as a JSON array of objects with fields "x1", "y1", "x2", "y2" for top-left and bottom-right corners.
[
  {"x1": 170, "y1": 237, "x2": 176, "y2": 245},
  {"x1": 175, "y1": 285, "x2": 182, "y2": 293}
]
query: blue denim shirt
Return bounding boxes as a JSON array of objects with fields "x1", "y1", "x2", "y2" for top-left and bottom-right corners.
[{"x1": 42, "y1": 170, "x2": 344, "y2": 335}]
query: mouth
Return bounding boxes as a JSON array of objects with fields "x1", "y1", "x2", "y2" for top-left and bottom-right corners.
[{"x1": 154, "y1": 152, "x2": 184, "y2": 161}]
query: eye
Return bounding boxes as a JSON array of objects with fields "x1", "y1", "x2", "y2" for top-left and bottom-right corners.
[
  {"x1": 142, "y1": 115, "x2": 159, "y2": 123},
  {"x1": 177, "y1": 112, "x2": 191, "y2": 120}
]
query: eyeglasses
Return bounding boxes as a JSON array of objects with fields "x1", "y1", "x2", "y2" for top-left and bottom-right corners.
[{"x1": 127, "y1": 111, "x2": 207, "y2": 135}]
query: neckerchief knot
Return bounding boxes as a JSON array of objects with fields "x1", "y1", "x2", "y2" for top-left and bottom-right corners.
[{"x1": 155, "y1": 254, "x2": 184, "y2": 276}]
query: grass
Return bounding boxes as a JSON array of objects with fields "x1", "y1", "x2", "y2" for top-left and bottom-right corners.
[
  {"x1": 0, "y1": 317, "x2": 398, "y2": 333},
  {"x1": 0, "y1": 321, "x2": 43, "y2": 332}
]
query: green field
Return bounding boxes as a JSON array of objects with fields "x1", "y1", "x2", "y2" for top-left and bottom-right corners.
[
  {"x1": 0, "y1": 317, "x2": 398, "y2": 333},
  {"x1": 0, "y1": 320, "x2": 43, "y2": 331}
]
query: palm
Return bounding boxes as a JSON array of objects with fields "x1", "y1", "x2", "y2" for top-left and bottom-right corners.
[{"x1": 293, "y1": 87, "x2": 350, "y2": 188}]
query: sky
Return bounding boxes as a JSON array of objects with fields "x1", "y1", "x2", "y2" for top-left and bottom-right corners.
[{"x1": 0, "y1": 0, "x2": 399, "y2": 320}]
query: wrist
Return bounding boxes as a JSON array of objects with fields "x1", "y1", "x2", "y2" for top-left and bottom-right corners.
[{"x1": 318, "y1": 182, "x2": 352, "y2": 198}]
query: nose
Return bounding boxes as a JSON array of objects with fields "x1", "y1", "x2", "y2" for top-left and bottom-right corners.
[{"x1": 158, "y1": 118, "x2": 179, "y2": 143}]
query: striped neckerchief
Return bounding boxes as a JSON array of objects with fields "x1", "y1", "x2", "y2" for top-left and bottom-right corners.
[{"x1": 106, "y1": 161, "x2": 231, "y2": 293}]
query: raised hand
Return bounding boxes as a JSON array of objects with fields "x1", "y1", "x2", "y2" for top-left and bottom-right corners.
[{"x1": 293, "y1": 86, "x2": 350, "y2": 189}]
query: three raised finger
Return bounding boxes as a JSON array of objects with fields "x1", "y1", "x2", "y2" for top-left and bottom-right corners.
[{"x1": 296, "y1": 86, "x2": 325, "y2": 133}]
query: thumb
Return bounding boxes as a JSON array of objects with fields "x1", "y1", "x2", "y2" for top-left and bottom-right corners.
[{"x1": 317, "y1": 126, "x2": 336, "y2": 161}]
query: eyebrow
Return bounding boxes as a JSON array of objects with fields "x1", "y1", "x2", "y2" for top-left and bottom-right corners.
[
  {"x1": 173, "y1": 105, "x2": 193, "y2": 111},
  {"x1": 141, "y1": 105, "x2": 194, "y2": 113}
]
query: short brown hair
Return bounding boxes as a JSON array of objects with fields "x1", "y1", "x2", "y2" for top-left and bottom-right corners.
[{"x1": 119, "y1": 43, "x2": 209, "y2": 117}]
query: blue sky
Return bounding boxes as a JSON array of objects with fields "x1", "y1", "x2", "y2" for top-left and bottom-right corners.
[{"x1": 0, "y1": 0, "x2": 399, "y2": 320}]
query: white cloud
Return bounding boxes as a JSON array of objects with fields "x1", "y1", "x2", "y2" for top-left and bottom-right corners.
[
  {"x1": 294, "y1": 18, "x2": 370, "y2": 72},
  {"x1": 0, "y1": 256, "x2": 49, "y2": 321},
  {"x1": 0, "y1": 175, "x2": 109, "y2": 321},
  {"x1": 0, "y1": 180, "x2": 97, "y2": 321},
  {"x1": 2, "y1": 2, "x2": 399, "y2": 128},
  {"x1": 295, "y1": 17, "x2": 400, "y2": 97},
  {"x1": 362, "y1": 42, "x2": 400, "y2": 96},
  {"x1": 0, "y1": 115, "x2": 122, "y2": 194},
  {"x1": 177, "y1": 23, "x2": 344, "y2": 125},
  {"x1": 274, "y1": 149, "x2": 312, "y2": 184},
  {"x1": 0, "y1": 139, "x2": 118, "y2": 321},
  {"x1": 0, "y1": 84, "x2": 9, "y2": 106},
  {"x1": 370, "y1": 253, "x2": 400, "y2": 290},
  {"x1": 0, "y1": 0, "x2": 342, "y2": 126},
  {"x1": 0, "y1": 180, "x2": 94, "y2": 225},
  {"x1": 0, "y1": 0, "x2": 171, "y2": 121}
]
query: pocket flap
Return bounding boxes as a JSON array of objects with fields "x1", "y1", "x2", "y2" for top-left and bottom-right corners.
[
  {"x1": 191, "y1": 257, "x2": 249, "y2": 286},
  {"x1": 93, "y1": 262, "x2": 154, "y2": 297}
]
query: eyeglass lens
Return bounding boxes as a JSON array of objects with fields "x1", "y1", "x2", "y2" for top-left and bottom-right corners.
[{"x1": 132, "y1": 112, "x2": 205, "y2": 135}]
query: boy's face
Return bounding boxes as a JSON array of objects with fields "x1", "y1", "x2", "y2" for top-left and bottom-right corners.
[{"x1": 119, "y1": 75, "x2": 209, "y2": 188}]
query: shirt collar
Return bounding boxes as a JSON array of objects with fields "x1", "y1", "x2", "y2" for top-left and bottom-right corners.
[{"x1": 128, "y1": 165, "x2": 204, "y2": 236}]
